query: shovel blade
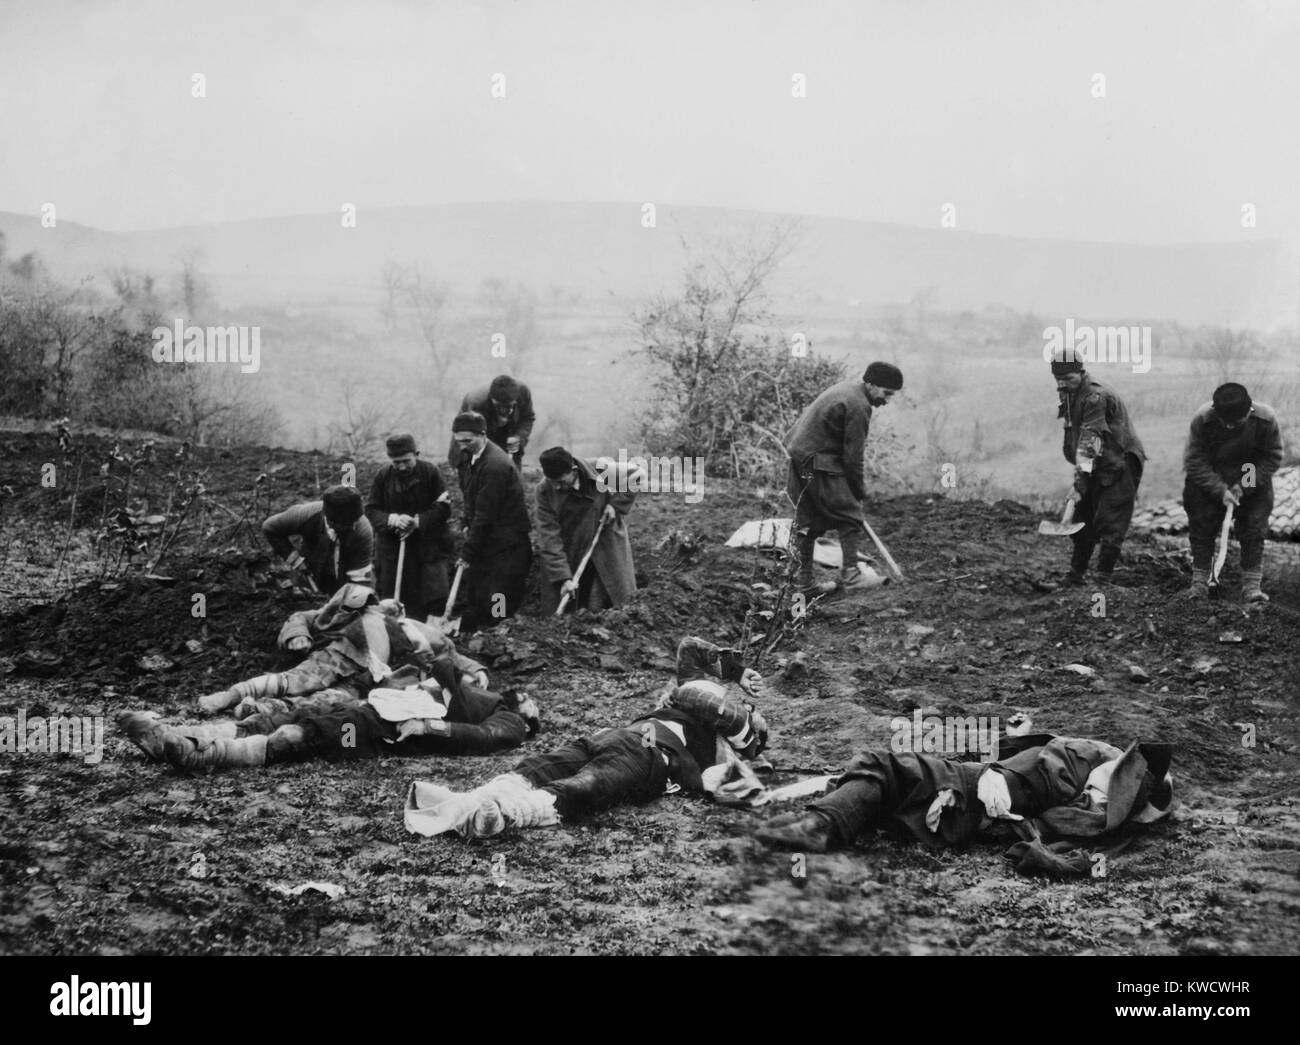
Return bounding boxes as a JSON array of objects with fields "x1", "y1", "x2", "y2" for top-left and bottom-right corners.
[{"x1": 1038, "y1": 520, "x2": 1085, "y2": 537}]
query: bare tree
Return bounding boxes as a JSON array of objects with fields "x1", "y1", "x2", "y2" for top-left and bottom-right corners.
[
  {"x1": 326, "y1": 386, "x2": 395, "y2": 459},
  {"x1": 26, "y1": 279, "x2": 106, "y2": 414},
  {"x1": 1197, "y1": 327, "x2": 1264, "y2": 384},
  {"x1": 175, "y1": 250, "x2": 211, "y2": 319},
  {"x1": 380, "y1": 261, "x2": 455, "y2": 405},
  {"x1": 633, "y1": 218, "x2": 851, "y2": 478},
  {"x1": 911, "y1": 285, "x2": 938, "y2": 338}
]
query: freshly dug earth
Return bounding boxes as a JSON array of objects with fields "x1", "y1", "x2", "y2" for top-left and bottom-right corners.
[{"x1": 1, "y1": 430, "x2": 1298, "y2": 955}]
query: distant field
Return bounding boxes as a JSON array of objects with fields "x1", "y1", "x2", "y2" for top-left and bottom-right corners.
[{"x1": 229, "y1": 293, "x2": 1298, "y2": 508}]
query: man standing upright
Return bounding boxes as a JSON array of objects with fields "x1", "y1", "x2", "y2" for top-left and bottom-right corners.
[
  {"x1": 261, "y1": 484, "x2": 373, "y2": 594},
  {"x1": 451, "y1": 412, "x2": 533, "y2": 629},
  {"x1": 365, "y1": 433, "x2": 455, "y2": 621},
  {"x1": 1049, "y1": 353, "x2": 1147, "y2": 585},
  {"x1": 535, "y1": 447, "x2": 641, "y2": 613},
  {"x1": 1182, "y1": 382, "x2": 1283, "y2": 602},
  {"x1": 451, "y1": 374, "x2": 535, "y2": 470},
  {"x1": 785, "y1": 361, "x2": 903, "y2": 593}
]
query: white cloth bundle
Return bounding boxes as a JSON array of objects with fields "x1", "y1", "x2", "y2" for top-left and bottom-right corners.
[{"x1": 367, "y1": 687, "x2": 447, "y2": 722}]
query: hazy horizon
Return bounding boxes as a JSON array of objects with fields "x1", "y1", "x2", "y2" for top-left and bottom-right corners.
[
  {"x1": 5, "y1": 200, "x2": 1297, "y2": 250},
  {"x1": 3, "y1": 0, "x2": 1298, "y2": 245}
]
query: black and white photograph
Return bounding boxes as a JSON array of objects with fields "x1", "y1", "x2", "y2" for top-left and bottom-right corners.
[{"x1": 0, "y1": 0, "x2": 1297, "y2": 978}]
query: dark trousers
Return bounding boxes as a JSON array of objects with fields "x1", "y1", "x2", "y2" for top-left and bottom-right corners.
[
  {"x1": 257, "y1": 685, "x2": 525, "y2": 763},
  {"x1": 461, "y1": 541, "x2": 532, "y2": 630},
  {"x1": 808, "y1": 749, "x2": 986, "y2": 849},
  {"x1": 514, "y1": 728, "x2": 668, "y2": 818},
  {"x1": 787, "y1": 463, "x2": 864, "y2": 571},
  {"x1": 1183, "y1": 479, "x2": 1273, "y2": 571},
  {"x1": 1071, "y1": 455, "x2": 1142, "y2": 574},
  {"x1": 376, "y1": 545, "x2": 450, "y2": 621},
  {"x1": 811, "y1": 777, "x2": 884, "y2": 845}
]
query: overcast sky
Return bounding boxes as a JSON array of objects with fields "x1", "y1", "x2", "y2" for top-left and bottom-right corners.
[{"x1": 2, "y1": 0, "x2": 1298, "y2": 243}]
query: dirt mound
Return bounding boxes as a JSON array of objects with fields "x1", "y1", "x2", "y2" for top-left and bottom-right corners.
[{"x1": 1, "y1": 552, "x2": 311, "y2": 703}]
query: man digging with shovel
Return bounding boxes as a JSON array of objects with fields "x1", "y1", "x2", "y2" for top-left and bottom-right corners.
[
  {"x1": 365, "y1": 433, "x2": 456, "y2": 622},
  {"x1": 1047, "y1": 351, "x2": 1146, "y2": 586},
  {"x1": 1182, "y1": 383, "x2": 1283, "y2": 603},
  {"x1": 535, "y1": 446, "x2": 641, "y2": 614},
  {"x1": 785, "y1": 361, "x2": 904, "y2": 596},
  {"x1": 450, "y1": 412, "x2": 532, "y2": 631}
]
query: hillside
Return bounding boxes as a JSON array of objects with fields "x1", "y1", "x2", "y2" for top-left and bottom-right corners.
[
  {"x1": 1, "y1": 203, "x2": 1295, "y2": 327},
  {"x1": 1, "y1": 428, "x2": 1297, "y2": 955}
]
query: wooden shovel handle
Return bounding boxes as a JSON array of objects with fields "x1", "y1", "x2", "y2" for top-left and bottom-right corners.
[{"x1": 556, "y1": 516, "x2": 608, "y2": 615}]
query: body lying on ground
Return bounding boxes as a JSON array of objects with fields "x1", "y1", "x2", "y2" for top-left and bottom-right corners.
[
  {"x1": 755, "y1": 732, "x2": 1174, "y2": 877},
  {"x1": 119, "y1": 585, "x2": 538, "y2": 772},
  {"x1": 194, "y1": 583, "x2": 484, "y2": 717},
  {"x1": 404, "y1": 637, "x2": 769, "y2": 839}
]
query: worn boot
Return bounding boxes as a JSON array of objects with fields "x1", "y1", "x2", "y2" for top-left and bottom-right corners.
[
  {"x1": 1185, "y1": 567, "x2": 1209, "y2": 599},
  {"x1": 1242, "y1": 569, "x2": 1269, "y2": 603},
  {"x1": 164, "y1": 733, "x2": 267, "y2": 772},
  {"x1": 754, "y1": 809, "x2": 836, "y2": 853},
  {"x1": 1067, "y1": 536, "x2": 1095, "y2": 587},
  {"x1": 265, "y1": 724, "x2": 309, "y2": 763},
  {"x1": 235, "y1": 696, "x2": 292, "y2": 720},
  {"x1": 117, "y1": 711, "x2": 169, "y2": 761},
  {"x1": 799, "y1": 571, "x2": 838, "y2": 597},
  {"x1": 1095, "y1": 545, "x2": 1121, "y2": 580},
  {"x1": 796, "y1": 534, "x2": 836, "y2": 596},
  {"x1": 197, "y1": 688, "x2": 240, "y2": 715},
  {"x1": 837, "y1": 530, "x2": 869, "y2": 589}
]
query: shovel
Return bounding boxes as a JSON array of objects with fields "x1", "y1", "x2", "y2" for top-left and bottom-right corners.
[
  {"x1": 861, "y1": 518, "x2": 905, "y2": 582},
  {"x1": 392, "y1": 534, "x2": 408, "y2": 604},
  {"x1": 1208, "y1": 512, "x2": 1232, "y2": 600},
  {"x1": 434, "y1": 561, "x2": 466, "y2": 634},
  {"x1": 557, "y1": 516, "x2": 608, "y2": 615},
  {"x1": 1038, "y1": 498, "x2": 1085, "y2": 537}
]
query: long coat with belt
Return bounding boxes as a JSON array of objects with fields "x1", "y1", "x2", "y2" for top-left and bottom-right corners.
[
  {"x1": 535, "y1": 456, "x2": 638, "y2": 613},
  {"x1": 784, "y1": 379, "x2": 874, "y2": 530}
]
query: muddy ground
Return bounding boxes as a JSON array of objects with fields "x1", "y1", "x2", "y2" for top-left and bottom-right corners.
[{"x1": 1, "y1": 428, "x2": 1298, "y2": 955}]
